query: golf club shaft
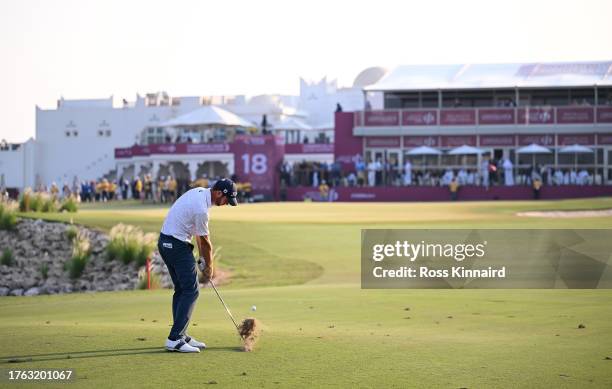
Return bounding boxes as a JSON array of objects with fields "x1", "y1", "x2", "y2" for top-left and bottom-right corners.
[{"x1": 209, "y1": 280, "x2": 241, "y2": 334}]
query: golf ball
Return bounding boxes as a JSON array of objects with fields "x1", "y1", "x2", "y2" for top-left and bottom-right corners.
[{"x1": 251, "y1": 305, "x2": 257, "y2": 311}]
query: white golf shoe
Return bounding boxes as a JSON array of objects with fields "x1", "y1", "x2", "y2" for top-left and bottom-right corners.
[
  {"x1": 165, "y1": 338, "x2": 200, "y2": 353},
  {"x1": 185, "y1": 335, "x2": 206, "y2": 349}
]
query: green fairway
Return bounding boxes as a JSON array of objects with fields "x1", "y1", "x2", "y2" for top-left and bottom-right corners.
[{"x1": 2, "y1": 198, "x2": 612, "y2": 388}]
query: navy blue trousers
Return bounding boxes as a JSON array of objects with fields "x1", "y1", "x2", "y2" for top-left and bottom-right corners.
[{"x1": 158, "y1": 233, "x2": 199, "y2": 341}]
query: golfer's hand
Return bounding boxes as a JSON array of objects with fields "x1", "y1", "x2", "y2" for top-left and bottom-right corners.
[
  {"x1": 197, "y1": 259, "x2": 206, "y2": 273},
  {"x1": 198, "y1": 259, "x2": 214, "y2": 283}
]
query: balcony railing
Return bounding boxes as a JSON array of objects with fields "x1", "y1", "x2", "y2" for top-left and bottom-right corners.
[{"x1": 355, "y1": 106, "x2": 612, "y2": 127}]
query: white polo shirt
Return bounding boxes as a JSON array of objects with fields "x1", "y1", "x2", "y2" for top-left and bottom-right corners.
[{"x1": 161, "y1": 187, "x2": 211, "y2": 242}]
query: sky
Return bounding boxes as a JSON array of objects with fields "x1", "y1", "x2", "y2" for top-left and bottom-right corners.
[{"x1": 1, "y1": 0, "x2": 611, "y2": 142}]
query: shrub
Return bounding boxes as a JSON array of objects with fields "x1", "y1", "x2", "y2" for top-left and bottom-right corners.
[
  {"x1": 19, "y1": 189, "x2": 31, "y2": 212},
  {"x1": 40, "y1": 193, "x2": 57, "y2": 213},
  {"x1": 1, "y1": 248, "x2": 14, "y2": 266},
  {"x1": 106, "y1": 224, "x2": 156, "y2": 266},
  {"x1": 65, "y1": 230, "x2": 91, "y2": 279},
  {"x1": 29, "y1": 193, "x2": 44, "y2": 212},
  {"x1": 65, "y1": 225, "x2": 78, "y2": 241},
  {"x1": 60, "y1": 197, "x2": 78, "y2": 213},
  {"x1": 40, "y1": 262, "x2": 49, "y2": 279},
  {"x1": 0, "y1": 202, "x2": 18, "y2": 230}
]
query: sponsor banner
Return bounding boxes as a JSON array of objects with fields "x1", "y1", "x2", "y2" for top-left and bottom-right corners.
[
  {"x1": 478, "y1": 108, "x2": 515, "y2": 125},
  {"x1": 183, "y1": 143, "x2": 230, "y2": 153},
  {"x1": 132, "y1": 146, "x2": 151, "y2": 156},
  {"x1": 440, "y1": 109, "x2": 476, "y2": 125},
  {"x1": 403, "y1": 136, "x2": 439, "y2": 147},
  {"x1": 597, "y1": 107, "x2": 612, "y2": 123},
  {"x1": 517, "y1": 108, "x2": 555, "y2": 124},
  {"x1": 364, "y1": 110, "x2": 400, "y2": 126},
  {"x1": 114, "y1": 143, "x2": 231, "y2": 158},
  {"x1": 286, "y1": 186, "x2": 612, "y2": 202},
  {"x1": 440, "y1": 135, "x2": 477, "y2": 147},
  {"x1": 115, "y1": 147, "x2": 132, "y2": 159},
  {"x1": 479, "y1": 134, "x2": 516, "y2": 147},
  {"x1": 557, "y1": 107, "x2": 595, "y2": 124},
  {"x1": 557, "y1": 133, "x2": 595, "y2": 146},
  {"x1": 230, "y1": 135, "x2": 284, "y2": 199},
  {"x1": 361, "y1": 229, "x2": 612, "y2": 289},
  {"x1": 284, "y1": 143, "x2": 334, "y2": 154},
  {"x1": 597, "y1": 133, "x2": 612, "y2": 145},
  {"x1": 365, "y1": 137, "x2": 401, "y2": 148},
  {"x1": 402, "y1": 110, "x2": 438, "y2": 126},
  {"x1": 518, "y1": 133, "x2": 555, "y2": 146}
]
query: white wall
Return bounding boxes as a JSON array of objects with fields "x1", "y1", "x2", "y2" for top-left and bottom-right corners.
[
  {"x1": 0, "y1": 138, "x2": 36, "y2": 189},
  {"x1": 35, "y1": 100, "x2": 200, "y2": 186}
]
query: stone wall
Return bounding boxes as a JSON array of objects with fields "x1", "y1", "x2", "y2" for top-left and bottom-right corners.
[{"x1": 0, "y1": 219, "x2": 171, "y2": 296}]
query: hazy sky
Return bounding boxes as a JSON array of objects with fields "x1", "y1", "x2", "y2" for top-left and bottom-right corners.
[{"x1": 1, "y1": 0, "x2": 611, "y2": 142}]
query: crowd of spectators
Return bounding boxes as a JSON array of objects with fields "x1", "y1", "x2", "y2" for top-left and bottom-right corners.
[{"x1": 279, "y1": 156, "x2": 603, "y2": 190}]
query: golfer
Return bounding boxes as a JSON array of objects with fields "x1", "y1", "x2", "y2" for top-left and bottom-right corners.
[{"x1": 157, "y1": 178, "x2": 238, "y2": 353}]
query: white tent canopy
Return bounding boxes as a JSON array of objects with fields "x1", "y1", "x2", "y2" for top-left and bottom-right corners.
[
  {"x1": 516, "y1": 143, "x2": 552, "y2": 154},
  {"x1": 273, "y1": 117, "x2": 313, "y2": 131},
  {"x1": 559, "y1": 144, "x2": 594, "y2": 154},
  {"x1": 161, "y1": 105, "x2": 253, "y2": 128},
  {"x1": 406, "y1": 146, "x2": 442, "y2": 155},
  {"x1": 448, "y1": 145, "x2": 484, "y2": 155}
]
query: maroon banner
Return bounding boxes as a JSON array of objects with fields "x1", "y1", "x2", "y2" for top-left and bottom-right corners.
[
  {"x1": 557, "y1": 133, "x2": 595, "y2": 146},
  {"x1": 440, "y1": 135, "x2": 477, "y2": 147},
  {"x1": 557, "y1": 107, "x2": 594, "y2": 124},
  {"x1": 334, "y1": 112, "x2": 363, "y2": 171},
  {"x1": 518, "y1": 134, "x2": 554, "y2": 146},
  {"x1": 364, "y1": 110, "x2": 400, "y2": 126},
  {"x1": 403, "y1": 135, "x2": 439, "y2": 147},
  {"x1": 115, "y1": 147, "x2": 133, "y2": 159},
  {"x1": 479, "y1": 134, "x2": 516, "y2": 147},
  {"x1": 132, "y1": 146, "x2": 151, "y2": 156},
  {"x1": 114, "y1": 143, "x2": 231, "y2": 158},
  {"x1": 230, "y1": 135, "x2": 284, "y2": 199},
  {"x1": 440, "y1": 109, "x2": 476, "y2": 125},
  {"x1": 518, "y1": 108, "x2": 555, "y2": 124},
  {"x1": 184, "y1": 143, "x2": 230, "y2": 153},
  {"x1": 365, "y1": 137, "x2": 401, "y2": 148},
  {"x1": 597, "y1": 107, "x2": 612, "y2": 123},
  {"x1": 285, "y1": 186, "x2": 612, "y2": 202},
  {"x1": 478, "y1": 109, "x2": 515, "y2": 125},
  {"x1": 284, "y1": 143, "x2": 334, "y2": 154},
  {"x1": 402, "y1": 110, "x2": 438, "y2": 126},
  {"x1": 597, "y1": 133, "x2": 612, "y2": 145}
]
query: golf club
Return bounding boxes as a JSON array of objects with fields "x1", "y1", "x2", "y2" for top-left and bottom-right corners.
[{"x1": 209, "y1": 279, "x2": 242, "y2": 339}]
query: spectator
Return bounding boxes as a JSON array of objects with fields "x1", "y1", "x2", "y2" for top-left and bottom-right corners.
[
  {"x1": 532, "y1": 177, "x2": 542, "y2": 199},
  {"x1": 449, "y1": 177, "x2": 459, "y2": 201},
  {"x1": 403, "y1": 159, "x2": 412, "y2": 186}
]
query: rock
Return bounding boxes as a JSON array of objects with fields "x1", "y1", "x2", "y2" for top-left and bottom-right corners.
[
  {"x1": 0, "y1": 287, "x2": 9, "y2": 296},
  {"x1": 24, "y1": 287, "x2": 40, "y2": 296},
  {"x1": 9, "y1": 288, "x2": 24, "y2": 296}
]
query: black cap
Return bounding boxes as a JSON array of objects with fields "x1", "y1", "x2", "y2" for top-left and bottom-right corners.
[{"x1": 212, "y1": 178, "x2": 238, "y2": 206}]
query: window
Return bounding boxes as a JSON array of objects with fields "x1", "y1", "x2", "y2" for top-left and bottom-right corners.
[
  {"x1": 597, "y1": 87, "x2": 612, "y2": 105},
  {"x1": 105, "y1": 129, "x2": 111, "y2": 137},
  {"x1": 65, "y1": 131, "x2": 71, "y2": 137},
  {"x1": 98, "y1": 130, "x2": 104, "y2": 137},
  {"x1": 72, "y1": 130, "x2": 78, "y2": 137},
  {"x1": 142, "y1": 127, "x2": 167, "y2": 145}
]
